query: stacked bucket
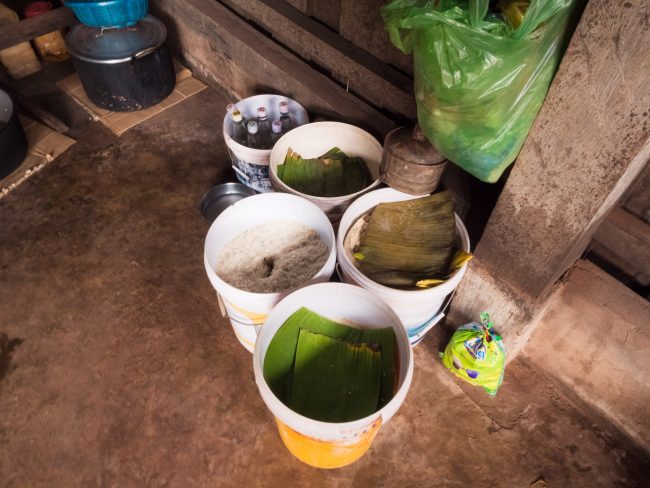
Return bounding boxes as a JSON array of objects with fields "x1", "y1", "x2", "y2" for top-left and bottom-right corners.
[
  {"x1": 208, "y1": 101, "x2": 470, "y2": 469},
  {"x1": 64, "y1": 0, "x2": 175, "y2": 111}
]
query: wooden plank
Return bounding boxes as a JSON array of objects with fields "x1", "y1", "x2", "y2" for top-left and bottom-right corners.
[
  {"x1": 151, "y1": 0, "x2": 396, "y2": 137},
  {"x1": 470, "y1": 0, "x2": 650, "y2": 298},
  {"x1": 284, "y1": 0, "x2": 308, "y2": 13},
  {"x1": 308, "y1": 0, "x2": 341, "y2": 32},
  {"x1": 623, "y1": 162, "x2": 650, "y2": 223},
  {"x1": 0, "y1": 7, "x2": 77, "y2": 51},
  {"x1": 339, "y1": 0, "x2": 413, "y2": 76},
  {"x1": 593, "y1": 207, "x2": 650, "y2": 279},
  {"x1": 218, "y1": 0, "x2": 415, "y2": 119}
]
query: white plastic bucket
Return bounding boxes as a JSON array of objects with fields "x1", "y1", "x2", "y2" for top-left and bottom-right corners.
[
  {"x1": 337, "y1": 188, "x2": 470, "y2": 345},
  {"x1": 204, "y1": 193, "x2": 336, "y2": 352},
  {"x1": 269, "y1": 121, "x2": 383, "y2": 224},
  {"x1": 223, "y1": 94, "x2": 309, "y2": 193},
  {"x1": 253, "y1": 282, "x2": 413, "y2": 469}
]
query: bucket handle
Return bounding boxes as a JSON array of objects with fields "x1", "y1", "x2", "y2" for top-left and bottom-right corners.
[
  {"x1": 409, "y1": 290, "x2": 457, "y2": 345},
  {"x1": 133, "y1": 46, "x2": 158, "y2": 60},
  {"x1": 215, "y1": 291, "x2": 263, "y2": 336}
]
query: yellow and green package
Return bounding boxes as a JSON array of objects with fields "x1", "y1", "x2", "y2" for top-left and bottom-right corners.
[{"x1": 441, "y1": 313, "x2": 505, "y2": 395}]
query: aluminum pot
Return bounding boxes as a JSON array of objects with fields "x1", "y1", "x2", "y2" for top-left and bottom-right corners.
[
  {"x1": 65, "y1": 15, "x2": 175, "y2": 112},
  {"x1": 0, "y1": 88, "x2": 28, "y2": 179}
]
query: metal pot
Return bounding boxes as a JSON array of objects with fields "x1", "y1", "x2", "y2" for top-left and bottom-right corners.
[
  {"x1": 380, "y1": 125, "x2": 447, "y2": 196},
  {"x1": 0, "y1": 88, "x2": 28, "y2": 179},
  {"x1": 65, "y1": 15, "x2": 175, "y2": 112}
]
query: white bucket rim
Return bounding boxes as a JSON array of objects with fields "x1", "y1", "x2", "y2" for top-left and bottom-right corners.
[
  {"x1": 269, "y1": 121, "x2": 382, "y2": 202},
  {"x1": 336, "y1": 188, "x2": 470, "y2": 298},
  {"x1": 253, "y1": 282, "x2": 414, "y2": 435},
  {"x1": 222, "y1": 93, "x2": 309, "y2": 159},
  {"x1": 204, "y1": 193, "x2": 337, "y2": 301}
]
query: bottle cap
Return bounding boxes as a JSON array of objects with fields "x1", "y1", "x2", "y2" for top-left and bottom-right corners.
[
  {"x1": 279, "y1": 100, "x2": 289, "y2": 114},
  {"x1": 24, "y1": 1, "x2": 52, "y2": 18},
  {"x1": 226, "y1": 103, "x2": 236, "y2": 114},
  {"x1": 272, "y1": 120, "x2": 282, "y2": 133},
  {"x1": 232, "y1": 111, "x2": 243, "y2": 122},
  {"x1": 247, "y1": 120, "x2": 258, "y2": 134},
  {"x1": 257, "y1": 107, "x2": 267, "y2": 118}
]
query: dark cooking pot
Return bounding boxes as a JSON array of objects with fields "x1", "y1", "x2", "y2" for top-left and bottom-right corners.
[
  {"x1": 0, "y1": 89, "x2": 28, "y2": 179},
  {"x1": 65, "y1": 15, "x2": 175, "y2": 112}
]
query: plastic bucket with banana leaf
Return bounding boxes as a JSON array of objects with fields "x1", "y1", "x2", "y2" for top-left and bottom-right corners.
[
  {"x1": 253, "y1": 282, "x2": 413, "y2": 468},
  {"x1": 337, "y1": 188, "x2": 470, "y2": 345}
]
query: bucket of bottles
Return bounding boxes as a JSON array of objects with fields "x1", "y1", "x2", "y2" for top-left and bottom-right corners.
[{"x1": 223, "y1": 94, "x2": 309, "y2": 193}]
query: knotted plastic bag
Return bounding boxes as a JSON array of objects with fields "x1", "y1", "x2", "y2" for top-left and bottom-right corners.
[
  {"x1": 441, "y1": 312, "x2": 506, "y2": 395},
  {"x1": 382, "y1": 0, "x2": 579, "y2": 182}
]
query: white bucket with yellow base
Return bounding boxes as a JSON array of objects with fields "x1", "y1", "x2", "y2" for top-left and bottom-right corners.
[
  {"x1": 253, "y1": 283, "x2": 413, "y2": 468},
  {"x1": 204, "y1": 193, "x2": 336, "y2": 352}
]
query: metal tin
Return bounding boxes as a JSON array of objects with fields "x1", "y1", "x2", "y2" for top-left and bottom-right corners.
[
  {"x1": 200, "y1": 183, "x2": 257, "y2": 223},
  {"x1": 379, "y1": 125, "x2": 447, "y2": 196}
]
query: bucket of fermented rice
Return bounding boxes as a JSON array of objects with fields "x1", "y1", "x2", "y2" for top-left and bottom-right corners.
[{"x1": 204, "y1": 193, "x2": 336, "y2": 352}]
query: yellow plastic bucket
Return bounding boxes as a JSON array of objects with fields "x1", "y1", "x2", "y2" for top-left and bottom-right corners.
[{"x1": 253, "y1": 283, "x2": 414, "y2": 468}]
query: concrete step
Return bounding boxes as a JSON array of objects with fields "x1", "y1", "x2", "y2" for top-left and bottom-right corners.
[{"x1": 523, "y1": 259, "x2": 650, "y2": 454}]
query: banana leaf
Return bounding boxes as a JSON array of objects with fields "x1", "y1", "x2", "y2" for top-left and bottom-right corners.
[
  {"x1": 277, "y1": 147, "x2": 370, "y2": 197},
  {"x1": 263, "y1": 307, "x2": 396, "y2": 415},
  {"x1": 415, "y1": 250, "x2": 473, "y2": 288},
  {"x1": 289, "y1": 329, "x2": 382, "y2": 422},
  {"x1": 355, "y1": 191, "x2": 456, "y2": 287}
]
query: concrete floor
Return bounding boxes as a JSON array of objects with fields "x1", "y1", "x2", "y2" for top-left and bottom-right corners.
[{"x1": 1, "y1": 77, "x2": 649, "y2": 487}]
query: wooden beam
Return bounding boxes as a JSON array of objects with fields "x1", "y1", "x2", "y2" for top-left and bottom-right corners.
[
  {"x1": 308, "y1": 0, "x2": 341, "y2": 32},
  {"x1": 150, "y1": 0, "x2": 396, "y2": 137},
  {"x1": 218, "y1": 0, "x2": 416, "y2": 119},
  {"x1": 339, "y1": 0, "x2": 413, "y2": 76},
  {"x1": 0, "y1": 7, "x2": 77, "y2": 51},
  {"x1": 592, "y1": 207, "x2": 650, "y2": 279}
]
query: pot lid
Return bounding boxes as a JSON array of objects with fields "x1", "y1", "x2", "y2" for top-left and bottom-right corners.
[
  {"x1": 65, "y1": 15, "x2": 167, "y2": 63},
  {"x1": 383, "y1": 125, "x2": 447, "y2": 167}
]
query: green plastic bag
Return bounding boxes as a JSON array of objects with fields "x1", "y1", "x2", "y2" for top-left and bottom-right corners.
[
  {"x1": 440, "y1": 312, "x2": 506, "y2": 395},
  {"x1": 382, "y1": 0, "x2": 579, "y2": 182}
]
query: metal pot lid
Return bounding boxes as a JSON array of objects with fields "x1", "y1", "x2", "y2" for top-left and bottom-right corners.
[
  {"x1": 383, "y1": 125, "x2": 447, "y2": 167},
  {"x1": 65, "y1": 14, "x2": 167, "y2": 64}
]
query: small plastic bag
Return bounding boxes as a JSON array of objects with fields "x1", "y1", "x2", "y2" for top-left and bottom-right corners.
[{"x1": 440, "y1": 312, "x2": 506, "y2": 395}]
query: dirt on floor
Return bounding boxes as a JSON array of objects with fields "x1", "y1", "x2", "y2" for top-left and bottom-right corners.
[{"x1": 1, "y1": 68, "x2": 649, "y2": 487}]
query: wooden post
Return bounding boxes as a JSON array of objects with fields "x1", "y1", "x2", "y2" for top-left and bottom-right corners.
[{"x1": 449, "y1": 0, "x2": 650, "y2": 357}]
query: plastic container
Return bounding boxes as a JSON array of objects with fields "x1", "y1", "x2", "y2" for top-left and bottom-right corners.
[
  {"x1": 204, "y1": 193, "x2": 335, "y2": 352},
  {"x1": 24, "y1": 2, "x2": 70, "y2": 62},
  {"x1": 337, "y1": 188, "x2": 470, "y2": 345},
  {"x1": 253, "y1": 282, "x2": 414, "y2": 469},
  {"x1": 0, "y1": 4, "x2": 41, "y2": 79},
  {"x1": 64, "y1": 0, "x2": 148, "y2": 29},
  {"x1": 269, "y1": 121, "x2": 382, "y2": 224},
  {"x1": 223, "y1": 94, "x2": 308, "y2": 193}
]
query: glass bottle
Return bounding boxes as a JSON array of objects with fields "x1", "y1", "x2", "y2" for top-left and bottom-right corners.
[
  {"x1": 231, "y1": 110, "x2": 247, "y2": 145},
  {"x1": 279, "y1": 100, "x2": 292, "y2": 132},
  {"x1": 270, "y1": 120, "x2": 283, "y2": 146},
  {"x1": 256, "y1": 106, "x2": 272, "y2": 149},
  {"x1": 246, "y1": 120, "x2": 261, "y2": 149}
]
